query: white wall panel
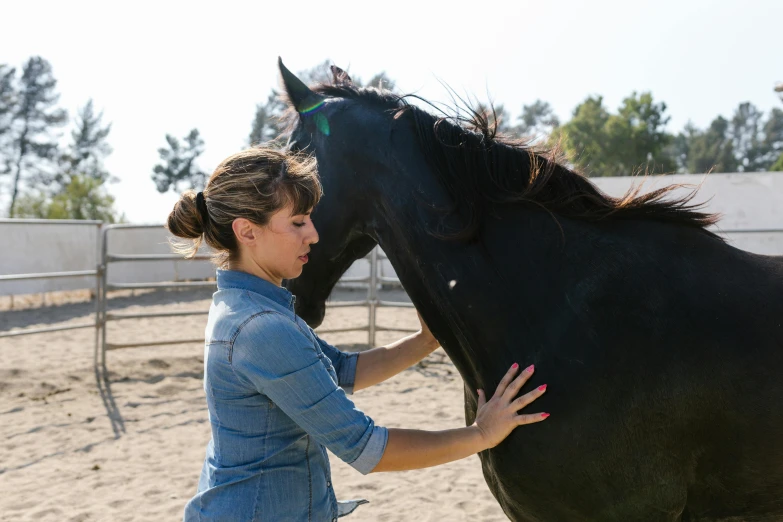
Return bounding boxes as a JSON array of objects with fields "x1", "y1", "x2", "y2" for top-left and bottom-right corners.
[
  {"x1": 103, "y1": 227, "x2": 214, "y2": 285},
  {"x1": 0, "y1": 220, "x2": 101, "y2": 295}
]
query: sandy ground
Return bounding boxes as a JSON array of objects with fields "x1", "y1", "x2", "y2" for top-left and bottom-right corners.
[{"x1": 0, "y1": 287, "x2": 506, "y2": 521}]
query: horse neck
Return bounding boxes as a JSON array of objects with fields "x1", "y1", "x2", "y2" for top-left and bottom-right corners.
[{"x1": 365, "y1": 162, "x2": 571, "y2": 388}]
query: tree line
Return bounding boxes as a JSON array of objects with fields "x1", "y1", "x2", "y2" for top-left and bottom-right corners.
[
  {"x1": 0, "y1": 57, "x2": 119, "y2": 221},
  {"x1": 462, "y1": 91, "x2": 783, "y2": 177}
]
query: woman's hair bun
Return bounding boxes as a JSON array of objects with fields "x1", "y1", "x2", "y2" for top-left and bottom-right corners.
[{"x1": 166, "y1": 190, "x2": 204, "y2": 240}]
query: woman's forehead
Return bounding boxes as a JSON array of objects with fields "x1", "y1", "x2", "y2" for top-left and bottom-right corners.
[{"x1": 272, "y1": 203, "x2": 312, "y2": 219}]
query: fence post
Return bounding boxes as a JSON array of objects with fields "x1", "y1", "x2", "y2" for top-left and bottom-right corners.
[
  {"x1": 100, "y1": 225, "x2": 110, "y2": 369},
  {"x1": 93, "y1": 222, "x2": 104, "y2": 370}
]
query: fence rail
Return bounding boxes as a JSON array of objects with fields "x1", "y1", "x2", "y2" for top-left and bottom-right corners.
[
  {"x1": 91, "y1": 224, "x2": 415, "y2": 370},
  {"x1": 0, "y1": 270, "x2": 99, "y2": 282}
]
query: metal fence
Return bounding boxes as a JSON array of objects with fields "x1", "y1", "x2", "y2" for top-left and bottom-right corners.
[
  {"x1": 317, "y1": 248, "x2": 417, "y2": 346},
  {"x1": 96, "y1": 224, "x2": 218, "y2": 368},
  {"x1": 94, "y1": 226, "x2": 413, "y2": 367}
]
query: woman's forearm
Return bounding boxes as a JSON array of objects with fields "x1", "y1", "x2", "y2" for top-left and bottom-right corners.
[
  {"x1": 353, "y1": 332, "x2": 439, "y2": 392},
  {"x1": 371, "y1": 426, "x2": 487, "y2": 472}
]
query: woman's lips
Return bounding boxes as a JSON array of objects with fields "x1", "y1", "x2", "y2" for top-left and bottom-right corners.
[{"x1": 298, "y1": 254, "x2": 309, "y2": 263}]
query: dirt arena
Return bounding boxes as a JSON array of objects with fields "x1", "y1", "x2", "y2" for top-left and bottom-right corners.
[{"x1": 0, "y1": 287, "x2": 507, "y2": 521}]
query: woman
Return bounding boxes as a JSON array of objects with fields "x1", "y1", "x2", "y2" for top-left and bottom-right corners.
[{"x1": 168, "y1": 148, "x2": 550, "y2": 521}]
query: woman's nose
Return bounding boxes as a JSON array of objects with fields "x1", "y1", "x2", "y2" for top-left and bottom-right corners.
[{"x1": 307, "y1": 223, "x2": 319, "y2": 245}]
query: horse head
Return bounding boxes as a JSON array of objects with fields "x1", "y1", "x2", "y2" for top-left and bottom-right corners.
[{"x1": 278, "y1": 59, "x2": 391, "y2": 327}]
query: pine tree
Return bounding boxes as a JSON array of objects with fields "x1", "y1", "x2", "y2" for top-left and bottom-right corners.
[
  {"x1": 0, "y1": 64, "x2": 16, "y2": 181},
  {"x1": 514, "y1": 100, "x2": 560, "y2": 141},
  {"x1": 760, "y1": 108, "x2": 783, "y2": 170},
  {"x1": 676, "y1": 118, "x2": 738, "y2": 173},
  {"x1": 248, "y1": 91, "x2": 286, "y2": 146},
  {"x1": 7, "y1": 57, "x2": 67, "y2": 216},
  {"x1": 152, "y1": 128, "x2": 207, "y2": 193},
  {"x1": 59, "y1": 99, "x2": 113, "y2": 186},
  {"x1": 730, "y1": 102, "x2": 765, "y2": 172}
]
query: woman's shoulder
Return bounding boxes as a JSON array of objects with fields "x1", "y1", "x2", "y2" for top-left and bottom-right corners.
[{"x1": 207, "y1": 288, "x2": 299, "y2": 344}]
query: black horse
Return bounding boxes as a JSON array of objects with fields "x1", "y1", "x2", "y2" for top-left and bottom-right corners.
[{"x1": 278, "y1": 59, "x2": 783, "y2": 522}]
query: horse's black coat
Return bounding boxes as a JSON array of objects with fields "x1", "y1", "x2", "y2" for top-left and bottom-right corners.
[{"x1": 278, "y1": 60, "x2": 783, "y2": 522}]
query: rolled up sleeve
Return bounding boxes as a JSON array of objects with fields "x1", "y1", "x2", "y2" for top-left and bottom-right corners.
[
  {"x1": 350, "y1": 424, "x2": 388, "y2": 474},
  {"x1": 231, "y1": 312, "x2": 386, "y2": 474},
  {"x1": 312, "y1": 331, "x2": 359, "y2": 394}
]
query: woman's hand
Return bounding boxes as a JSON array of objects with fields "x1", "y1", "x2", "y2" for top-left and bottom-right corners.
[
  {"x1": 373, "y1": 362, "x2": 550, "y2": 472},
  {"x1": 416, "y1": 310, "x2": 439, "y2": 349},
  {"x1": 474, "y1": 363, "x2": 549, "y2": 449}
]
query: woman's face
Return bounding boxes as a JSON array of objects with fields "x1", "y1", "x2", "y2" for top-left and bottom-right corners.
[{"x1": 235, "y1": 203, "x2": 319, "y2": 285}]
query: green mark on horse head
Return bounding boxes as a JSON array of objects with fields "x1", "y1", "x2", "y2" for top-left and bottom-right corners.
[{"x1": 314, "y1": 113, "x2": 330, "y2": 136}]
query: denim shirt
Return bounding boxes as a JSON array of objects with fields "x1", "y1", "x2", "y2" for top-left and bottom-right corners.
[{"x1": 183, "y1": 269, "x2": 388, "y2": 522}]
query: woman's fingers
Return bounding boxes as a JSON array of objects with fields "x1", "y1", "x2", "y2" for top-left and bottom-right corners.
[
  {"x1": 493, "y1": 363, "x2": 521, "y2": 399},
  {"x1": 516, "y1": 412, "x2": 550, "y2": 425},
  {"x1": 503, "y1": 364, "x2": 535, "y2": 400},
  {"x1": 477, "y1": 389, "x2": 487, "y2": 409},
  {"x1": 511, "y1": 384, "x2": 547, "y2": 411}
]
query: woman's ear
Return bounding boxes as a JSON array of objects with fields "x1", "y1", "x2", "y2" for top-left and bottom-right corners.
[{"x1": 232, "y1": 218, "x2": 257, "y2": 246}]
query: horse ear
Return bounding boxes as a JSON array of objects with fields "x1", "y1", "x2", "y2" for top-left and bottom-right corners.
[
  {"x1": 330, "y1": 65, "x2": 353, "y2": 85},
  {"x1": 278, "y1": 57, "x2": 325, "y2": 113}
]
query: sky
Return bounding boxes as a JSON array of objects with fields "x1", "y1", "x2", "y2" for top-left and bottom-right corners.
[{"x1": 1, "y1": 0, "x2": 781, "y2": 223}]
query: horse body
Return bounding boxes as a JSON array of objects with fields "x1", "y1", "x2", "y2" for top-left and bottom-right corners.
[
  {"x1": 375, "y1": 160, "x2": 783, "y2": 521},
  {"x1": 277, "y1": 60, "x2": 783, "y2": 521}
]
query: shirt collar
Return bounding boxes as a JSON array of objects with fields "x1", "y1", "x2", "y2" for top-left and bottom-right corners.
[{"x1": 216, "y1": 269, "x2": 295, "y2": 310}]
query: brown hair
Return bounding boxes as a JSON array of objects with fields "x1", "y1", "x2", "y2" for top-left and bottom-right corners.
[{"x1": 166, "y1": 148, "x2": 321, "y2": 267}]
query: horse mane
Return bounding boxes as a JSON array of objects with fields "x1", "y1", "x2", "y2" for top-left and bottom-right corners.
[{"x1": 303, "y1": 82, "x2": 720, "y2": 242}]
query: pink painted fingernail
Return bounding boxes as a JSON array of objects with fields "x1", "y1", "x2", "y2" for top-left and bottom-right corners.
[
  {"x1": 524, "y1": 364, "x2": 534, "y2": 373},
  {"x1": 538, "y1": 384, "x2": 547, "y2": 392},
  {"x1": 541, "y1": 412, "x2": 550, "y2": 419},
  {"x1": 511, "y1": 362, "x2": 518, "y2": 369}
]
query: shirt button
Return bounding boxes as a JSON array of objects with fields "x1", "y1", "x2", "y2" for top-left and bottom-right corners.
[{"x1": 327, "y1": 481, "x2": 331, "y2": 487}]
